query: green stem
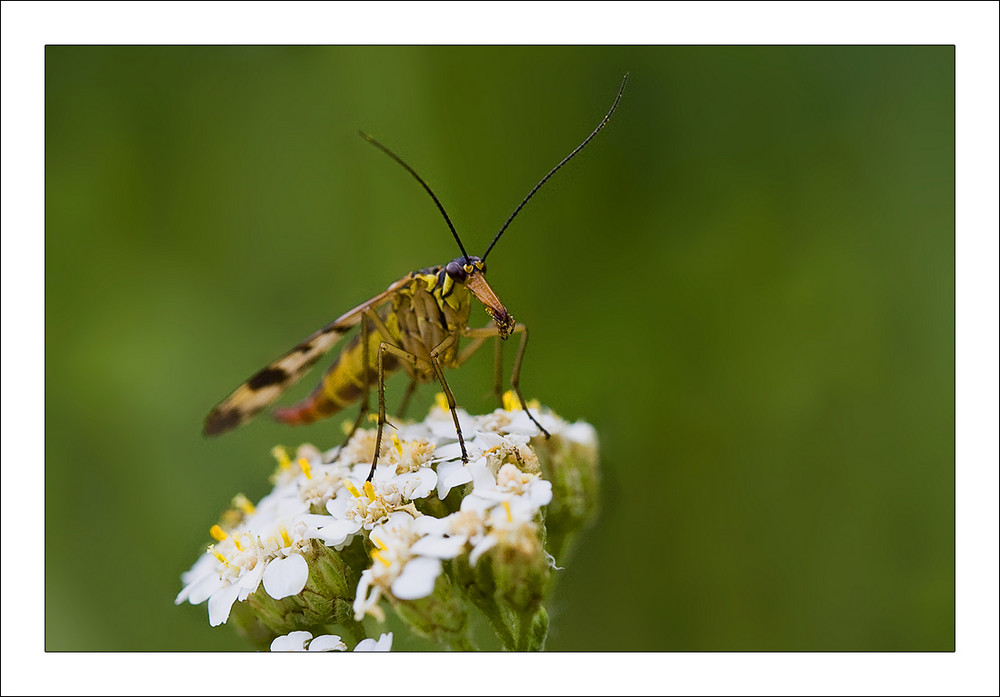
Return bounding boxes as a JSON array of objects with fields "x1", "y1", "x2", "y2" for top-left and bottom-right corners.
[
  {"x1": 447, "y1": 634, "x2": 478, "y2": 651},
  {"x1": 516, "y1": 606, "x2": 549, "y2": 651},
  {"x1": 473, "y1": 599, "x2": 517, "y2": 650}
]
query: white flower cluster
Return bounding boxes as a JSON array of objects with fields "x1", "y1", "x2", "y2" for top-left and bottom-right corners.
[
  {"x1": 174, "y1": 485, "x2": 321, "y2": 628},
  {"x1": 176, "y1": 400, "x2": 596, "y2": 650}
]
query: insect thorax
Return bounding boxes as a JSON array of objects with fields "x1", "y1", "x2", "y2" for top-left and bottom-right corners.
[{"x1": 386, "y1": 269, "x2": 473, "y2": 370}]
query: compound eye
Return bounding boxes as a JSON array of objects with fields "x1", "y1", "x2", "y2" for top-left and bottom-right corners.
[{"x1": 445, "y1": 260, "x2": 467, "y2": 282}]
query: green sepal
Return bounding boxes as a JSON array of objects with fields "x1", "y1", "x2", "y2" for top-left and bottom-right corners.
[
  {"x1": 532, "y1": 429, "x2": 600, "y2": 565},
  {"x1": 388, "y1": 566, "x2": 474, "y2": 650}
]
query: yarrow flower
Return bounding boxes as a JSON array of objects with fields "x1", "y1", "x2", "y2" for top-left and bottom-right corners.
[
  {"x1": 174, "y1": 487, "x2": 320, "y2": 627},
  {"x1": 176, "y1": 397, "x2": 600, "y2": 651},
  {"x1": 353, "y1": 511, "x2": 445, "y2": 622}
]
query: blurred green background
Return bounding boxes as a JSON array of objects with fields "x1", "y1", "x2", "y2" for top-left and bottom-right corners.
[{"x1": 45, "y1": 46, "x2": 954, "y2": 651}]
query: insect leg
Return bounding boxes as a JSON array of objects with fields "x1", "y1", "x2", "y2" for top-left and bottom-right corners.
[
  {"x1": 493, "y1": 334, "x2": 504, "y2": 408},
  {"x1": 368, "y1": 341, "x2": 420, "y2": 482},
  {"x1": 462, "y1": 324, "x2": 550, "y2": 438},
  {"x1": 508, "y1": 323, "x2": 550, "y2": 438},
  {"x1": 428, "y1": 334, "x2": 470, "y2": 465}
]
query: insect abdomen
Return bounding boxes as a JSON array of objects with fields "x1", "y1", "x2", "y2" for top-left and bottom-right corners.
[{"x1": 272, "y1": 326, "x2": 399, "y2": 426}]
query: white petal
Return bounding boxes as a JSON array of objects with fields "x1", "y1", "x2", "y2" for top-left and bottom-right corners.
[
  {"x1": 384, "y1": 510, "x2": 417, "y2": 529},
  {"x1": 238, "y1": 560, "x2": 265, "y2": 600},
  {"x1": 299, "y1": 512, "x2": 335, "y2": 531},
  {"x1": 413, "y1": 514, "x2": 450, "y2": 536},
  {"x1": 398, "y1": 420, "x2": 433, "y2": 440},
  {"x1": 326, "y1": 495, "x2": 349, "y2": 518},
  {"x1": 262, "y1": 554, "x2": 308, "y2": 600},
  {"x1": 427, "y1": 409, "x2": 475, "y2": 439},
  {"x1": 354, "y1": 632, "x2": 393, "y2": 651},
  {"x1": 475, "y1": 431, "x2": 508, "y2": 449},
  {"x1": 469, "y1": 536, "x2": 498, "y2": 566},
  {"x1": 528, "y1": 480, "x2": 553, "y2": 508},
  {"x1": 390, "y1": 557, "x2": 442, "y2": 600},
  {"x1": 307, "y1": 634, "x2": 347, "y2": 651},
  {"x1": 353, "y1": 462, "x2": 383, "y2": 481},
  {"x1": 460, "y1": 494, "x2": 494, "y2": 516},
  {"x1": 180, "y1": 552, "x2": 216, "y2": 580},
  {"x1": 398, "y1": 467, "x2": 437, "y2": 499},
  {"x1": 372, "y1": 465, "x2": 396, "y2": 486},
  {"x1": 503, "y1": 416, "x2": 540, "y2": 436},
  {"x1": 507, "y1": 409, "x2": 560, "y2": 435},
  {"x1": 564, "y1": 421, "x2": 597, "y2": 446},
  {"x1": 353, "y1": 570, "x2": 380, "y2": 621},
  {"x1": 410, "y1": 534, "x2": 467, "y2": 559},
  {"x1": 177, "y1": 554, "x2": 218, "y2": 596},
  {"x1": 316, "y1": 518, "x2": 362, "y2": 546},
  {"x1": 274, "y1": 496, "x2": 310, "y2": 520},
  {"x1": 270, "y1": 630, "x2": 313, "y2": 651},
  {"x1": 510, "y1": 493, "x2": 547, "y2": 522},
  {"x1": 179, "y1": 571, "x2": 221, "y2": 605},
  {"x1": 432, "y1": 441, "x2": 466, "y2": 462},
  {"x1": 435, "y1": 460, "x2": 472, "y2": 499},
  {"x1": 470, "y1": 459, "x2": 496, "y2": 490},
  {"x1": 207, "y1": 583, "x2": 241, "y2": 626}
]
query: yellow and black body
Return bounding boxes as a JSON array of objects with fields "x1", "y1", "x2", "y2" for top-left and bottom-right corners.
[{"x1": 266, "y1": 257, "x2": 514, "y2": 430}]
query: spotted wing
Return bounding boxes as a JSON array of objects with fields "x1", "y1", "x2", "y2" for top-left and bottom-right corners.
[{"x1": 203, "y1": 280, "x2": 408, "y2": 436}]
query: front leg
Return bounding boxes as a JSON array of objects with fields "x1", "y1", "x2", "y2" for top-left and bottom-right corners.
[
  {"x1": 460, "y1": 323, "x2": 551, "y2": 438},
  {"x1": 508, "y1": 323, "x2": 550, "y2": 438}
]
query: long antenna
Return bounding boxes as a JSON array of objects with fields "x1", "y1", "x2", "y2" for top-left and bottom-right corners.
[
  {"x1": 359, "y1": 130, "x2": 472, "y2": 264},
  {"x1": 482, "y1": 73, "x2": 629, "y2": 262}
]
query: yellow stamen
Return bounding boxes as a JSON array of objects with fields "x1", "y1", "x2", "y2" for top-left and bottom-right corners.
[
  {"x1": 209, "y1": 524, "x2": 227, "y2": 542},
  {"x1": 367, "y1": 413, "x2": 379, "y2": 423},
  {"x1": 503, "y1": 500, "x2": 513, "y2": 523},
  {"x1": 232, "y1": 534, "x2": 245, "y2": 552},
  {"x1": 502, "y1": 390, "x2": 520, "y2": 412},
  {"x1": 208, "y1": 545, "x2": 230, "y2": 568},
  {"x1": 297, "y1": 457, "x2": 313, "y2": 480},
  {"x1": 370, "y1": 534, "x2": 386, "y2": 551},
  {"x1": 271, "y1": 445, "x2": 292, "y2": 470},
  {"x1": 232, "y1": 494, "x2": 255, "y2": 515},
  {"x1": 391, "y1": 432, "x2": 403, "y2": 456},
  {"x1": 345, "y1": 480, "x2": 362, "y2": 498},
  {"x1": 279, "y1": 526, "x2": 293, "y2": 548},
  {"x1": 372, "y1": 550, "x2": 391, "y2": 567},
  {"x1": 435, "y1": 392, "x2": 449, "y2": 411},
  {"x1": 363, "y1": 480, "x2": 377, "y2": 501}
]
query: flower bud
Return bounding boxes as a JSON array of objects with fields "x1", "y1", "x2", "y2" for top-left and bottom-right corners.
[
  {"x1": 388, "y1": 568, "x2": 474, "y2": 650},
  {"x1": 531, "y1": 421, "x2": 601, "y2": 564}
]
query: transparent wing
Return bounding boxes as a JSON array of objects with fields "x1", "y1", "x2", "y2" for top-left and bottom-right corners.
[{"x1": 203, "y1": 278, "x2": 409, "y2": 436}]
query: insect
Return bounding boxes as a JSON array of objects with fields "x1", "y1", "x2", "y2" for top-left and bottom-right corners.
[{"x1": 204, "y1": 74, "x2": 628, "y2": 481}]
